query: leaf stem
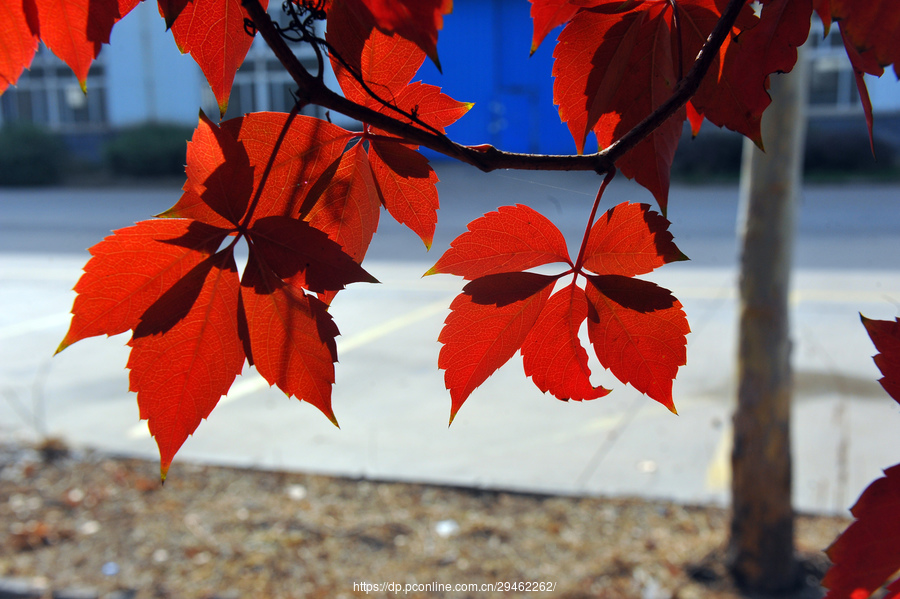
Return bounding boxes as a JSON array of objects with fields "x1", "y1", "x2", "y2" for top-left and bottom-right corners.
[
  {"x1": 573, "y1": 168, "x2": 616, "y2": 274},
  {"x1": 239, "y1": 102, "x2": 301, "y2": 230}
]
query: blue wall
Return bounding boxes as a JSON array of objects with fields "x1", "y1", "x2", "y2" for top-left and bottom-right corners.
[{"x1": 417, "y1": 0, "x2": 578, "y2": 157}]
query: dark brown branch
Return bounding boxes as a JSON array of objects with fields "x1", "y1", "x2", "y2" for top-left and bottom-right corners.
[
  {"x1": 241, "y1": 0, "x2": 748, "y2": 175},
  {"x1": 602, "y1": 0, "x2": 748, "y2": 165}
]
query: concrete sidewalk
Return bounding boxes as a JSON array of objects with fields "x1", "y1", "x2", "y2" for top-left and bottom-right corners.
[
  {"x1": 2, "y1": 174, "x2": 900, "y2": 516},
  {"x1": 2, "y1": 255, "x2": 899, "y2": 516}
]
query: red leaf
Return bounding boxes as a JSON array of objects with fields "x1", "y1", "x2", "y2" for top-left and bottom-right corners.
[
  {"x1": 860, "y1": 315, "x2": 900, "y2": 405},
  {"x1": 685, "y1": 101, "x2": 704, "y2": 137},
  {"x1": 832, "y1": 0, "x2": 900, "y2": 80},
  {"x1": 328, "y1": 2, "x2": 425, "y2": 106},
  {"x1": 840, "y1": 27, "x2": 883, "y2": 155},
  {"x1": 168, "y1": 0, "x2": 268, "y2": 116},
  {"x1": 585, "y1": 275, "x2": 689, "y2": 412},
  {"x1": 582, "y1": 202, "x2": 687, "y2": 277},
  {"x1": 385, "y1": 81, "x2": 473, "y2": 135},
  {"x1": 675, "y1": 0, "x2": 761, "y2": 141},
  {"x1": 529, "y1": 0, "x2": 580, "y2": 54},
  {"x1": 162, "y1": 111, "x2": 254, "y2": 229},
  {"x1": 0, "y1": 0, "x2": 39, "y2": 94},
  {"x1": 304, "y1": 141, "x2": 382, "y2": 265},
  {"x1": 552, "y1": 3, "x2": 644, "y2": 155},
  {"x1": 814, "y1": 0, "x2": 831, "y2": 32},
  {"x1": 823, "y1": 464, "x2": 900, "y2": 599},
  {"x1": 303, "y1": 143, "x2": 382, "y2": 305},
  {"x1": 367, "y1": 140, "x2": 440, "y2": 248},
  {"x1": 33, "y1": 0, "x2": 139, "y2": 91},
  {"x1": 158, "y1": 0, "x2": 190, "y2": 29},
  {"x1": 328, "y1": 4, "x2": 469, "y2": 246},
  {"x1": 427, "y1": 204, "x2": 572, "y2": 280},
  {"x1": 127, "y1": 250, "x2": 244, "y2": 480},
  {"x1": 335, "y1": 0, "x2": 452, "y2": 70},
  {"x1": 221, "y1": 112, "x2": 355, "y2": 221},
  {"x1": 247, "y1": 215, "x2": 378, "y2": 293},
  {"x1": 432, "y1": 199, "x2": 688, "y2": 418},
  {"x1": 439, "y1": 273, "x2": 557, "y2": 422},
  {"x1": 553, "y1": 3, "x2": 685, "y2": 210},
  {"x1": 548, "y1": 0, "x2": 771, "y2": 208},
  {"x1": 696, "y1": 0, "x2": 812, "y2": 146},
  {"x1": 329, "y1": 0, "x2": 471, "y2": 133},
  {"x1": 58, "y1": 220, "x2": 229, "y2": 351},
  {"x1": 521, "y1": 282, "x2": 611, "y2": 401},
  {"x1": 61, "y1": 110, "x2": 378, "y2": 477},
  {"x1": 240, "y1": 251, "x2": 340, "y2": 425}
]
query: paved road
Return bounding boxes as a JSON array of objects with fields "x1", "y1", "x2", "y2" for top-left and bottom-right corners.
[{"x1": 1, "y1": 165, "x2": 899, "y2": 514}]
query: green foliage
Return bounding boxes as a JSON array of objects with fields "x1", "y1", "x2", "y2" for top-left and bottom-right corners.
[
  {"x1": 104, "y1": 123, "x2": 193, "y2": 178},
  {"x1": 0, "y1": 123, "x2": 67, "y2": 186}
]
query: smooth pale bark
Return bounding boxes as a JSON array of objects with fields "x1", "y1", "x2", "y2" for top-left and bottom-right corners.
[{"x1": 727, "y1": 52, "x2": 808, "y2": 591}]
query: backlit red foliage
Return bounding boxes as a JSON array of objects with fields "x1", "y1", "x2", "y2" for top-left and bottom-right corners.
[{"x1": 2, "y1": 2, "x2": 899, "y2": 584}]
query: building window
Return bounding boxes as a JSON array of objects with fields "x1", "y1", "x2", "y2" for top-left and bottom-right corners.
[
  {"x1": 0, "y1": 47, "x2": 108, "y2": 130},
  {"x1": 807, "y1": 23, "x2": 862, "y2": 114}
]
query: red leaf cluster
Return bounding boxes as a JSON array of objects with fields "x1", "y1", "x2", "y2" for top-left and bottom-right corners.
[
  {"x1": 533, "y1": 0, "x2": 814, "y2": 211},
  {"x1": 0, "y1": 0, "x2": 138, "y2": 94},
  {"x1": 327, "y1": 1, "x2": 471, "y2": 248},
  {"x1": 0, "y1": 0, "x2": 264, "y2": 115},
  {"x1": 333, "y1": 0, "x2": 453, "y2": 70},
  {"x1": 55, "y1": 4, "x2": 471, "y2": 477},
  {"x1": 429, "y1": 201, "x2": 689, "y2": 422},
  {"x1": 59, "y1": 112, "x2": 377, "y2": 479}
]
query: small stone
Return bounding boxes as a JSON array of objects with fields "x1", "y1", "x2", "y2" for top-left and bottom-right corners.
[
  {"x1": 636, "y1": 460, "x2": 658, "y2": 474},
  {"x1": 152, "y1": 549, "x2": 169, "y2": 563},
  {"x1": 286, "y1": 484, "x2": 307, "y2": 501},
  {"x1": 106, "y1": 590, "x2": 137, "y2": 599},
  {"x1": 78, "y1": 520, "x2": 100, "y2": 535},
  {"x1": 434, "y1": 519, "x2": 460, "y2": 538},
  {"x1": 65, "y1": 488, "x2": 85, "y2": 506},
  {"x1": 101, "y1": 562, "x2": 119, "y2": 576}
]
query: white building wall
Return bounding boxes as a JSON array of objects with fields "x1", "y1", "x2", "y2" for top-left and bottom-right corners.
[{"x1": 106, "y1": 0, "x2": 204, "y2": 127}]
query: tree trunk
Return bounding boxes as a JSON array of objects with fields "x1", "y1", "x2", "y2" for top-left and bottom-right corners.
[{"x1": 727, "y1": 52, "x2": 808, "y2": 591}]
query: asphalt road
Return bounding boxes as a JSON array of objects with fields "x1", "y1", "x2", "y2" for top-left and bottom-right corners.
[
  {"x1": 2, "y1": 165, "x2": 899, "y2": 269},
  {"x1": 1, "y1": 165, "x2": 899, "y2": 514}
]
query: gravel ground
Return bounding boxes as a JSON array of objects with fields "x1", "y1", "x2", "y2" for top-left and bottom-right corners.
[{"x1": 0, "y1": 441, "x2": 851, "y2": 599}]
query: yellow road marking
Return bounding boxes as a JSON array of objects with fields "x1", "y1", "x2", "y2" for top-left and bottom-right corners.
[{"x1": 126, "y1": 298, "x2": 451, "y2": 439}]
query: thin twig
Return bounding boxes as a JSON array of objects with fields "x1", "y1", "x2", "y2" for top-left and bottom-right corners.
[
  {"x1": 319, "y1": 36, "x2": 447, "y2": 139},
  {"x1": 574, "y1": 168, "x2": 616, "y2": 273}
]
